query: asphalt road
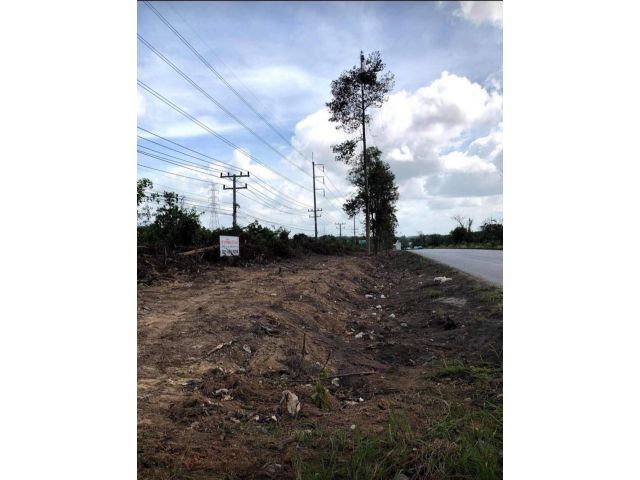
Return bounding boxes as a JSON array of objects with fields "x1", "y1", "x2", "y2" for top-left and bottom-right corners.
[{"x1": 410, "y1": 249, "x2": 503, "y2": 285}]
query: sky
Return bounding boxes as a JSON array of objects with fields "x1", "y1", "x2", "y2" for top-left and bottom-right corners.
[{"x1": 137, "y1": 1, "x2": 503, "y2": 236}]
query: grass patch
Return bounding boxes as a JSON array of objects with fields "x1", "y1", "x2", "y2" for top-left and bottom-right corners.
[
  {"x1": 292, "y1": 403, "x2": 502, "y2": 480},
  {"x1": 479, "y1": 288, "x2": 502, "y2": 304},
  {"x1": 311, "y1": 368, "x2": 331, "y2": 410},
  {"x1": 423, "y1": 361, "x2": 494, "y2": 382},
  {"x1": 424, "y1": 288, "x2": 445, "y2": 299}
]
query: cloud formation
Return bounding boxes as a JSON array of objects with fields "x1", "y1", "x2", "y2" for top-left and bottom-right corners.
[
  {"x1": 289, "y1": 71, "x2": 503, "y2": 233},
  {"x1": 454, "y1": 1, "x2": 503, "y2": 28}
]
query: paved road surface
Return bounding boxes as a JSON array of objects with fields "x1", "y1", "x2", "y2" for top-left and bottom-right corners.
[{"x1": 410, "y1": 249, "x2": 503, "y2": 285}]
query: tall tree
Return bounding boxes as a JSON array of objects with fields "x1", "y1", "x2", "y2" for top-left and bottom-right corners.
[
  {"x1": 326, "y1": 51, "x2": 394, "y2": 255},
  {"x1": 343, "y1": 147, "x2": 399, "y2": 254}
]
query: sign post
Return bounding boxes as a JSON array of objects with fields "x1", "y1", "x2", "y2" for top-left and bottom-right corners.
[{"x1": 219, "y1": 236, "x2": 240, "y2": 257}]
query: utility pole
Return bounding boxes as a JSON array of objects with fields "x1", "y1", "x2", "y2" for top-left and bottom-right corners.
[
  {"x1": 220, "y1": 171, "x2": 249, "y2": 228},
  {"x1": 309, "y1": 153, "x2": 324, "y2": 239},
  {"x1": 360, "y1": 50, "x2": 371, "y2": 255},
  {"x1": 335, "y1": 222, "x2": 345, "y2": 238}
]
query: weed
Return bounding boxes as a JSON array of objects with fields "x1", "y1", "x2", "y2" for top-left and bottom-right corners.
[
  {"x1": 423, "y1": 361, "x2": 494, "y2": 382},
  {"x1": 479, "y1": 288, "x2": 502, "y2": 304},
  {"x1": 311, "y1": 368, "x2": 331, "y2": 410},
  {"x1": 424, "y1": 288, "x2": 445, "y2": 298},
  {"x1": 311, "y1": 383, "x2": 331, "y2": 410}
]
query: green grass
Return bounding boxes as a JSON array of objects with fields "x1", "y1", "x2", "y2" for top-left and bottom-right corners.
[
  {"x1": 311, "y1": 368, "x2": 331, "y2": 410},
  {"x1": 423, "y1": 362, "x2": 494, "y2": 382},
  {"x1": 480, "y1": 289, "x2": 502, "y2": 303},
  {"x1": 292, "y1": 402, "x2": 502, "y2": 480},
  {"x1": 424, "y1": 288, "x2": 445, "y2": 299}
]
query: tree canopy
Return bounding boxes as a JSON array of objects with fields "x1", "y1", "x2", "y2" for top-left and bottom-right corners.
[
  {"x1": 343, "y1": 147, "x2": 399, "y2": 253},
  {"x1": 326, "y1": 51, "x2": 395, "y2": 134}
]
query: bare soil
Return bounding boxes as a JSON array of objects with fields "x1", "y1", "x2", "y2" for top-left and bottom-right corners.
[{"x1": 138, "y1": 251, "x2": 503, "y2": 479}]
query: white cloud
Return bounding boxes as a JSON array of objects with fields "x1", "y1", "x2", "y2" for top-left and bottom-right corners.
[
  {"x1": 289, "y1": 70, "x2": 503, "y2": 234},
  {"x1": 389, "y1": 145, "x2": 415, "y2": 162},
  {"x1": 454, "y1": 1, "x2": 503, "y2": 28},
  {"x1": 441, "y1": 151, "x2": 497, "y2": 173},
  {"x1": 230, "y1": 149, "x2": 277, "y2": 181}
]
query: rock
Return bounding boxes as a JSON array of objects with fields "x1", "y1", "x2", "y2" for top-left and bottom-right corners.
[
  {"x1": 263, "y1": 463, "x2": 282, "y2": 476},
  {"x1": 355, "y1": 332, "x2": 364, "y2": 339},
  {"x1": 400, "y1": 322, "x2": 408, "y2": 327},
  {"x1": 365, "y1": 294, "x2": 374, "y2": 299},
  {"x1": 376, "y1": 305, "x2": 382, "y2": 309},
  {"x1": 350, "y1": 424, "x2": 356, "y2": 430},
  {"x1": 243, "y1": 344, "x2": 252, "y2": 354},
  {"x1": 380, "y1": 294, "x2": 386, "y2": 299},
  {"x1": 280, "y1": 390, "x2": 301, "y2": 417},
  {"x1": 390, "y1": 313, "x2": 396, "y2": 319}
]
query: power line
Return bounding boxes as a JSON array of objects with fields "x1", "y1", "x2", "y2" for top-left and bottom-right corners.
[
  {"x1": 137, "y1": 126, "x2": 243, "y2": 172},
  {"x1": 138, "y1": 143, "x2": 311, "y2": 213},
  {"x1": 142, "y1": 0, "x2": 309, "y2": 161},
  {"x1": 239, "y1": 190, "x2": 308, "y2": 217},
  {"x1": 137, "y1": 79, "x2": 311, "y2": 192},
  {"x1": 237, "y1": 211, "x2": 315, "y2": 233},
  {"x1": 165, "y1": 1, "x2": 276, "y2": 126},
  {"x1": 137, "y1": 149, "x2": 226, "y2": 182},
  {"x1": 138, "y1": 163, "x2": 220, "y2": 184},
  {"x1": 137, "y1": 144, "x2": 227, "y2": 174},
  {"x1": 137, "y1": 126, "x2": 314, "y2": 209},
  {"x1": 137, "y1": 134, "x2": 239, "y2": 173},
  {"x1": 137, "y1": 33, "x2": 311, "y2": 178}
]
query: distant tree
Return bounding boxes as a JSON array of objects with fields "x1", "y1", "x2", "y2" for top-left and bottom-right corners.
[
  {"x1": 480, "y1": 218, "x2": 503, "y2": 243},
  {"x1": 326, "y1": 51, "x2": 395, "y2": 255},
  {"x1": 342, "y1": 147, "x2": 399, "y2": 254},
  {"x1": 137, "y1": 178, "x2": 159, "y2": 225},
  {"x1": 450, "y1": 226, "x2": 468, "y2": 244},
  {"x1": 137, "y1": 178, "x2": 153, "y2": 206},
  {"x1": 452, "y1": 214, "x2": 473, "y2": 234},
  {"x1": 152, "y1": 192, "x2": 202, "y2": 246}
]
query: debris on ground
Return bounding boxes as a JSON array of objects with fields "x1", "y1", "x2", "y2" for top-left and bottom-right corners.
[
  {"x1": 206, "y1": 340, "x2": 232, "y2": 355},
  {"x1": 138, "y1": 252, "x2": 502, "y2": 478},
  {"x1": 280, "y1": 390, "x2": 301, "y2": 417},
  {"x1": 434, "y1": 276, "x2": 452, "y2": 283}
]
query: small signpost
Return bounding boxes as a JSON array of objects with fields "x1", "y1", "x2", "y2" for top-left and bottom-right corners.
[{"x1": 219, "y1": 236, "x2": 239, "y2": 257}]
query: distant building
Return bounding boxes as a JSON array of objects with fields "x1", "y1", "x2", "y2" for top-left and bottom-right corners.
[{"x1": 394, "y1": 240, "x2": 402, "y2": 250}]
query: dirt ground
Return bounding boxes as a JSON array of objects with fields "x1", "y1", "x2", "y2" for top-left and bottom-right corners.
[{"x1": 138, "y1": 251, "x2": 503, "y2": 479}]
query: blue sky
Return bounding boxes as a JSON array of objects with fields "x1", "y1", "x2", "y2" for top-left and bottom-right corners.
[{"x1": 137, "y1": 1, "x2": 503, "y2": 235}]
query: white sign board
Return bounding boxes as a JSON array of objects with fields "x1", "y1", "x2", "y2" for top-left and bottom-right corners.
[{"x1": 220, "y1": 235, "x2": 240, "y2": 257}]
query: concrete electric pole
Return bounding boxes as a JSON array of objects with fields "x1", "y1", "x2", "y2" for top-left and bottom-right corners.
[{"x1": 220, "y1": 171, "x2": 249, "y2": 228}]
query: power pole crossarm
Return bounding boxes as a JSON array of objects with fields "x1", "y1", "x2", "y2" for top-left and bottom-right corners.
[{"x1": 221, "y1": 171, "x2": 249, "y2": 227}]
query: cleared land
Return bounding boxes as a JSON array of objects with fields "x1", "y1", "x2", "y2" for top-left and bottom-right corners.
[{"x1": 138, "y1": 251, "x2": 503, "y2": 479}]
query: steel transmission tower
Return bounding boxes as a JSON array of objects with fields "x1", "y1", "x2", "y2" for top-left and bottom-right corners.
[{"x1": 209, "y1": 183, "x2": 220, "y2": 230}]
